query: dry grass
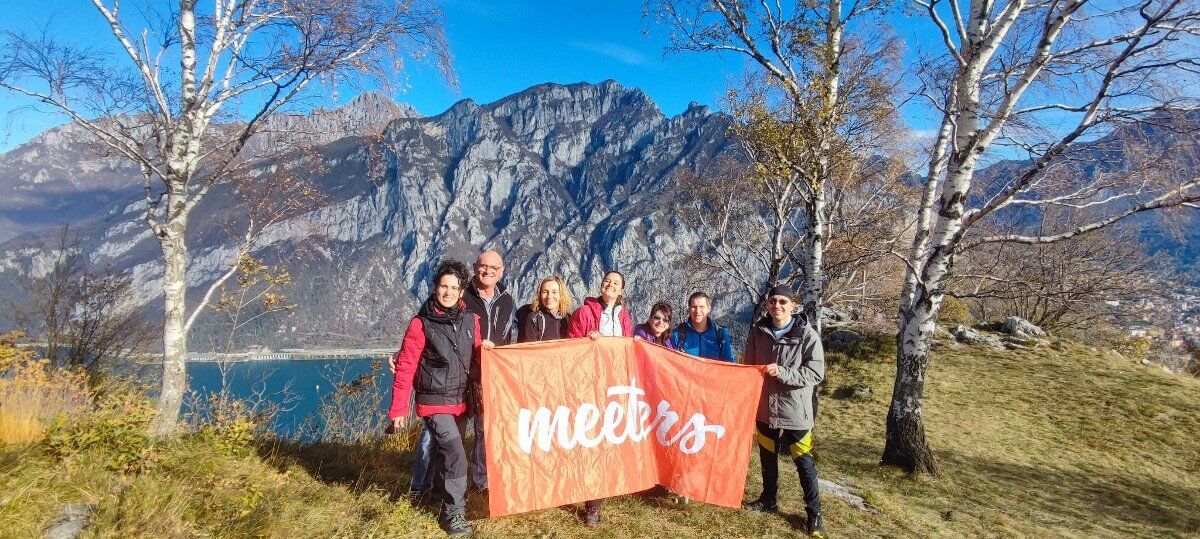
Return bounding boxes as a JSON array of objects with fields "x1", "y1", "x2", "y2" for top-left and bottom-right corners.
[
  {"x1": 0, "y1": 333, "x2": 89, "y2": 445},
  {"x1": 459, "y1": 338, "x2": 1200, "y2": 538},
  {"x1": 1, "y1": 337, "x2": 1197, "y2": 538},
  {"x1": 0, "y1": 374, "x2": 90, "y2": 445}
]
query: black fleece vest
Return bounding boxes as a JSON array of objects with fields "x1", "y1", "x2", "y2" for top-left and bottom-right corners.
[{"x1": 414, "y1": 313, "x2": 475, "y2": 406}]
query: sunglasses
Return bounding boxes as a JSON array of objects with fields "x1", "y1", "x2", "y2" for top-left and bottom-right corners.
[
  {"x1": 476, "y1": 264, "x2": 503, "y2": 272},
  {"x1": 767, "y1": 298, "x2": 792, "y2": 305},
  {"x1": 651, "y1": 315, "x2": 670, "y2": 323}
]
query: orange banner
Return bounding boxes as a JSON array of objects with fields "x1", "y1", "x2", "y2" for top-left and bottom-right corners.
[{"x1": 481, "y1": 337, "x2": 765, "y2": 517}]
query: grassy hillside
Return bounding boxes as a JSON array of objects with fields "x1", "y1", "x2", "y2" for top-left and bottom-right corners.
[{"x1": 2, "y1": 338, "x2": 1198, "y2": 538}]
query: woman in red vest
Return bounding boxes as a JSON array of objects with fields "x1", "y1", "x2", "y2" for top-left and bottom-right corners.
[{"x1": 387, "y1": 260, "x2": 494, "y2": 536}]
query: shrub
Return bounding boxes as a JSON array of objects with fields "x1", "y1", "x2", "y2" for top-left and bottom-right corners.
[
  {"x1": 43, "y1": 390, "x2": 156, "y2": 473},
  {"x1": 193, "y1": 396, "x2": 262, "y2": 458},
  {"x1": 0, "y1": 331, "x2": 89, "y2": 445},
  {"x1": 938, "y1": 296, "x2": 973, "y2": 326},
  {"x1": 1115, "y1": 336, "x2": 1154, "y2": 362},
  {"x1": 309, "y1": 361, "x2": 386, "y2": 444}
]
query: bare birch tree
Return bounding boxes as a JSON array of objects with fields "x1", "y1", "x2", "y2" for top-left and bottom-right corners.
[
  {"x1": 649, "y1": 0, "x2": 904, "y2": 330},
  {"x1": 674, "y1": 110, "x2": 912, "y2": 324},
  {"x1": 0, "y1": 0, "x2": 452, "y2": 435},
  {"x1": 888, "y1": 0, "x2": 1200, "y2": 474}
]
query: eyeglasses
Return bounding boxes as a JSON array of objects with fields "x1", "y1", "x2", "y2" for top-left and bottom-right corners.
[
  {"x1": 767, "y1": 298, "x2": 792, "y2": 305},
  {"x1": 651, "y1": 315, "x2": 670, "y2": 323}
]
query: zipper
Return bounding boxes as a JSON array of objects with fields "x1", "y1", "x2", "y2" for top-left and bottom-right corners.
[{"x1": 485, "y1": 302, "x2": 495, "y2": 342}]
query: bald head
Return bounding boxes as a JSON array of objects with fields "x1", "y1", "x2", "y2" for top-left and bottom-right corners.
[
  {"x1": 474, "y1": 250, "x2": 505, "y2": 293},
  {"x1": 477, "y1": 250, "x2": 503, "y2": 267}
]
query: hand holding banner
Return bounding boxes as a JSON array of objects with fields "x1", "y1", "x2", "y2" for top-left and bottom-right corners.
[{"x1": 481, "y1": 337, "x2": 765, "y2": 517}]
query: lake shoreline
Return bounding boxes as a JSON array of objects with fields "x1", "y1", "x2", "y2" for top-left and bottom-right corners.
[{"x1": 186, "y1": 349, "x2": 394, "y2": 362}]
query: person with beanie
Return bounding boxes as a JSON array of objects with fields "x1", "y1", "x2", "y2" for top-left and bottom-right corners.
[{"x1": 742, "y1": 284, "x2": 827, "y2": 538}]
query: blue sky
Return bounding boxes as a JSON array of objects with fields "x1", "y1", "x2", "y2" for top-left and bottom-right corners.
[{"x1": 0, "y1": 0, "x2": 936, "y2": 153}]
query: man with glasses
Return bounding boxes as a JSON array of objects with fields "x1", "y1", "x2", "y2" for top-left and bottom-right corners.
[
  {"x1": 461, "y1": 249, "x2": 516, "y2": 493},
  {"x1": 742, "y1": 285, "x2": 827, "y2": 538},
  {"x1": 671, "y1": 291, "x2": 734, "y2": 362}
]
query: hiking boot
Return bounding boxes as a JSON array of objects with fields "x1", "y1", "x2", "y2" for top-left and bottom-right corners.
[
  {"x1": 405, "y1": 487, "x2": 431, "y2": 502},
  {"x1": 441, "y1": 513, "x2": 473, "y2": 536},
  {"x1": 669, "y1": 494, "x2": 692, "y2": 505},
  {"x1": 807, "y1": 513, "x2": 828, "y2": 538},
  {"x1": 742, "y1": 498, "x2": 779, "y2": 513},
  {"x1": 584, "y1": 505, "x2": 602, "y2": 528}
]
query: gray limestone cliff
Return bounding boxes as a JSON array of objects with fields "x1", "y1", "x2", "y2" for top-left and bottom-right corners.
[{"x1": 0, "y1": 81, "x2": 743, "y2": 349}]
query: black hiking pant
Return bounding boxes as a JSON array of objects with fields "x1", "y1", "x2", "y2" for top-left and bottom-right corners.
[
  {"x1": 755, "y1": 422, "x2": 822, "y2": 518},
  {"x1": 424, "y1": 413, "x2": 469, "y2": 517}
]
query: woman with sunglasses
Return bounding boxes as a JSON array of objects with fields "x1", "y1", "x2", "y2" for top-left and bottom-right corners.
[{"x1": 634, "y1": 301, "x2": 677, "y2": 349}]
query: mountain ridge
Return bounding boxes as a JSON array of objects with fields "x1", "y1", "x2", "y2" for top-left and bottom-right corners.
[
  {"x1": 1, "y1": 82, "x2": 1196, "y2": 349},
  {"x1": 0, "y1": 80, "x2": 741, "y2": 349}
]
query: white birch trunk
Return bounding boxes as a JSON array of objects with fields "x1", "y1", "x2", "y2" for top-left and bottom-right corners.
[
  {"x1": 883, "y1": 0, "x2": 998, "y2": 473},
  {"x1": 150, "y1": 215, "x2": 189, "y2": 435},
  {"x1": 883, "y1": 279, "x2": 941, "y2": 473},
  {"x1": 800, "y1": 0, "x2": 841, "y2": 332},
  {"x1": 899, "y1": 110, "x2": 954, "y2": 314},
  {"x1": 803, "y1": 188, "x2": 826, "y2": 331}
]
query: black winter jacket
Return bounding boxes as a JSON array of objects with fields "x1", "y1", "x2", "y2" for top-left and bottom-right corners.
[
  {"x1": 464, "y1": 280, "x2": 516, "y2": 345},
  {"x1": 516, "y1": 304, "x2": 569, "y2": 342},
  {"x1": 414, "y1": 297, "x2": 479, "y2": 407}
]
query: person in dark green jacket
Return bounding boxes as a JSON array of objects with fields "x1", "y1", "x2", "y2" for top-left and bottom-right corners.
[{"x1": 741, "y1": 284, "x2": 827, "y2": 539}]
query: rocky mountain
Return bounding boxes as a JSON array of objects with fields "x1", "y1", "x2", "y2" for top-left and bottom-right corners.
[
  {"x1": 974, "y1": 109, "x2": 1200, "y2": 282},
  {"x1": 2, "y1": 81, "x2": 1194, "y2": 350},
  {"x1": 0, "y1": 92, "x2": 416, "y2": 243},
  {"x1": 0, "y1": 81, "x2": 742, "y2": 349}
]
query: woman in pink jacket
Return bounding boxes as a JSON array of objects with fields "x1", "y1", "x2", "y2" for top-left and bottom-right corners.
[
  {"x1": 567, "y1": 270, "x2": 633, "y2": 340},
  {"x1": 565, "y1": 269, "x2": 633, "y2": 528}
]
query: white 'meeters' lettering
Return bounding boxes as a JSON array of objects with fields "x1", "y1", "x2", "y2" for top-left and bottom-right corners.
[
  {"x1": 516, "y1": 377, "x2": 726, "y2": 455},
  {"x1": 518, "y1": 406, "x2": 574, "y2": 452}
]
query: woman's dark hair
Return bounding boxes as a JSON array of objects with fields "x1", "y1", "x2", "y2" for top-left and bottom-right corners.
[
  {"x1": 648, "y1": 301, "x2": 673, "y2": 338},
  {"x1": 433, "y1": 259, "x2": 470, "y2": 290}
]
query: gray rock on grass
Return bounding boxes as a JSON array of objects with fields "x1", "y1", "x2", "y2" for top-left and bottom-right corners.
[
  {"x1": 1001, "y1": 316, "x2": 1046, "y2": 337},
  {"x1": 45, "y1": 504, "x2": 91, "y2": 539},
  {"x1": 824, "y1": 329, "x2": 864, "y2": 351},
  {"x1": 819, "y1": 478, "x2": 872, "y2": 511},
  {"x1": 951, "y1": 325, "x2": 1006, "y2": 350}
]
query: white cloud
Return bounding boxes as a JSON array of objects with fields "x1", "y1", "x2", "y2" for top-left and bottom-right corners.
[{"x1": 569, "y1": 40, "x2": 649, "y2": 67}]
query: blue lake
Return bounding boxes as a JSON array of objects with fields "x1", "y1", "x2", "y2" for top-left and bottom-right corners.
[{"x1": 185, "y1": 358, "x2": 393, "y2": 437}]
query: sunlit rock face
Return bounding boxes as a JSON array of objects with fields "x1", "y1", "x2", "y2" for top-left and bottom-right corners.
[{"x1": 0, "y1": 81, "x2": 744, "y2": 348}]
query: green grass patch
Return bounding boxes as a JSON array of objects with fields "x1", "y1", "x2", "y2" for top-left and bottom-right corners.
[{"x1": 2, "y1": 339, "x2": 1197, "y2": 537}]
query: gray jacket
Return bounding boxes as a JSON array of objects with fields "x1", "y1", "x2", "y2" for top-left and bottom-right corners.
[{"x1": 743, "y1": 315, "x2": 825, "y2": 430}]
